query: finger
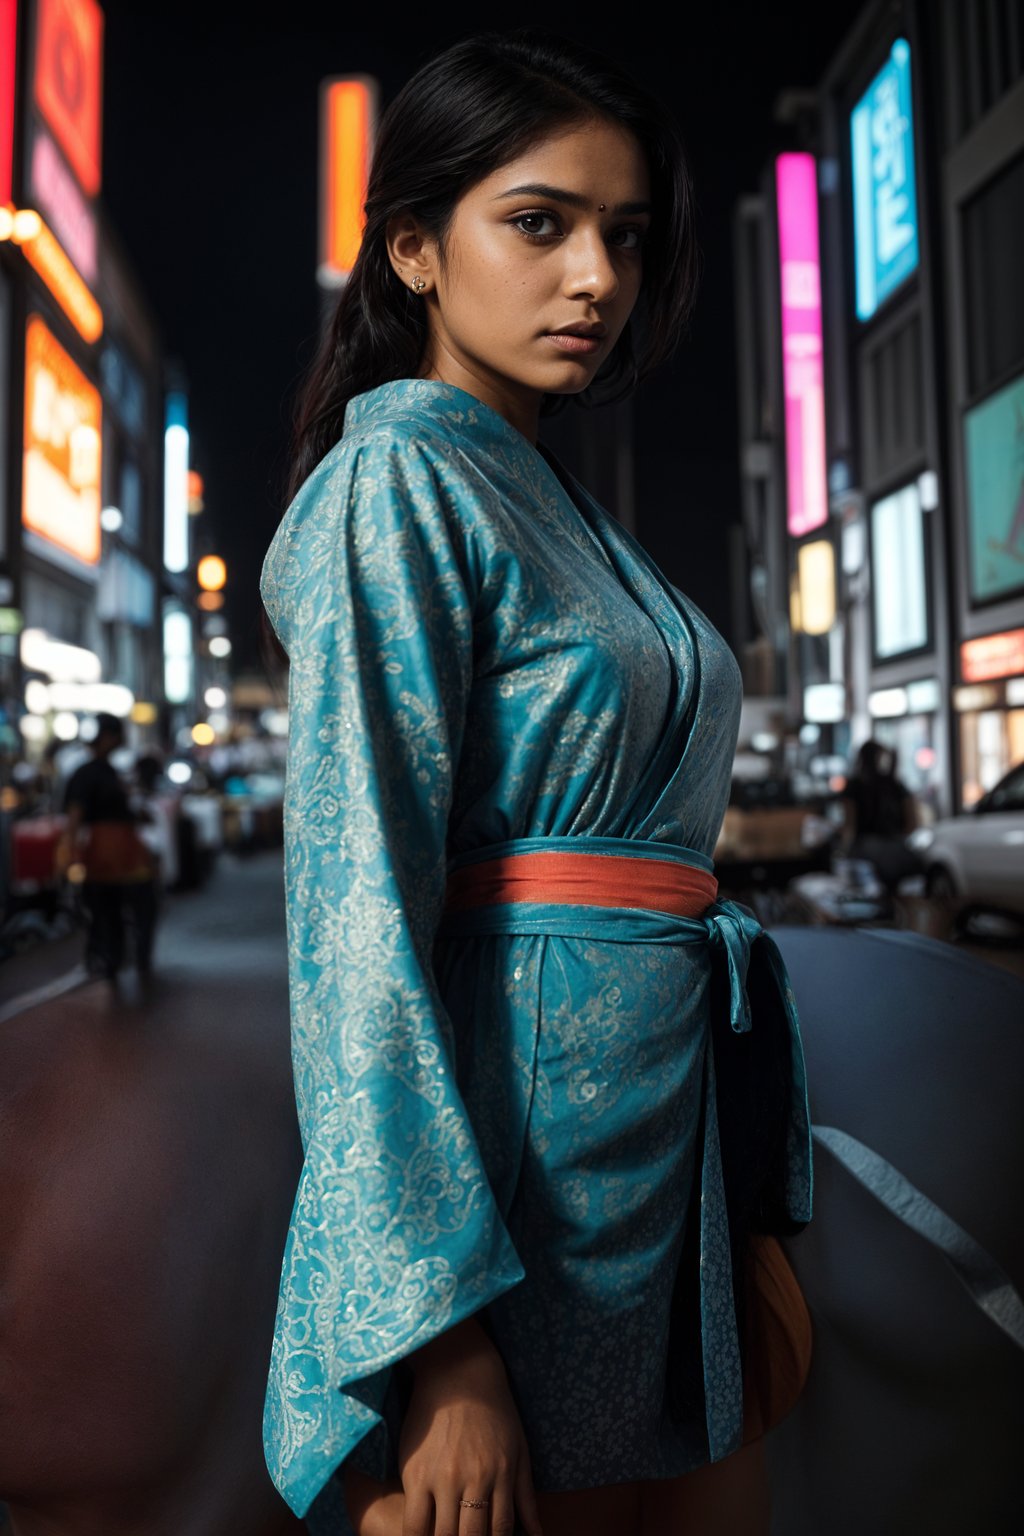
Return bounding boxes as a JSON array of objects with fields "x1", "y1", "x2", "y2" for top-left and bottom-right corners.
[
  {"x1": 514, "y1": 1450, "x2": 545, "y2": 1536},
  {"x1": 487, "y1": 1476, "x2": 518, "y2": 1536},
  {"x1": 400, "y1": 1487, "x2": 433, "y2": 1536},
  {"x1": 453, "y1": 1490, "x2": 491, "y2": 1536}
]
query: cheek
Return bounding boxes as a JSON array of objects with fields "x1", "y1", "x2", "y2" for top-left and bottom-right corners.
[{"x1": 449, "y1": 233, "x2": 549, "y2": 317}]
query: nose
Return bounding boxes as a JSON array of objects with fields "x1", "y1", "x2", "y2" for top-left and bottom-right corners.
[{"x1": 563, "y1": 226, "x2": 620, "y2": 304}]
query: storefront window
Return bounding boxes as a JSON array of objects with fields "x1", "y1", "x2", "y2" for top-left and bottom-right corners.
[{"x1": 959, "y1": 707, "x2": 1024, "y2": 806}]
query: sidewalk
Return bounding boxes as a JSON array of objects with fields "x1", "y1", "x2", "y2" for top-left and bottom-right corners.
[{"x1": 0, "y1": 847, "x2": 308, "y2": 1536}]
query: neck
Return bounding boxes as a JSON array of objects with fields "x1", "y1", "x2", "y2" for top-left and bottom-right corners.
[{"x1": 416, "y1": 353, "x2": 541, "y2": 445}]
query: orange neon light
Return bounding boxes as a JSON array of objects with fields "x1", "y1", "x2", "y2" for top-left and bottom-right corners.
[
  {"x1": 961, "y1": 628, "x2": 1024, "y2": 684},
  {"x1": 23, "y1": 314, "x2": 102, "y2": 564},
  {"x1": 322, "y1": 77, "x2": 375, "y2": 278},
  {"x1": 33, "y1": 0, "x2": 104, "y2": 197},
  {"x1": 19, "y1": 211, "x2": 102, "y2": 342}
]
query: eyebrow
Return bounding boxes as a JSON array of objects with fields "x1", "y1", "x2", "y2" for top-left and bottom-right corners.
[{"x1": 491, "y1": 182, "x2": 652, "y2": 216}]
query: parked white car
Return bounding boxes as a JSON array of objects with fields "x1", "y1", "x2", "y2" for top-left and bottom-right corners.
[{"x1": 907, "y1": 761, "x2": 1024, "y2": 916}]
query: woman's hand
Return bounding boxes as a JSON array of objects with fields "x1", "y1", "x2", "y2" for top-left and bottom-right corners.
[
  {"x1": 398, "y1": 1316, "x2": 544, "y2": 1536},
  {"x1": 341, "y1": 1464, "x2": 406, "y2": 1536}
]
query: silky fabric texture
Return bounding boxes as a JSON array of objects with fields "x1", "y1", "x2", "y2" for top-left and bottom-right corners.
[{"x1": 258, "y1": 378, "x2": 814, "y2": 1520}]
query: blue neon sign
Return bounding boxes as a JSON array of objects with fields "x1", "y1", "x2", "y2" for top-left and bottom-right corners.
[{"x1": 850, "y1": 38, "x2": 920, "y2": 321}]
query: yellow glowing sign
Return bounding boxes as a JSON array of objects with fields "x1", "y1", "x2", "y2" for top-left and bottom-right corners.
[
  {"x1": 18, "y1": 211, "x2": 102, "y2": 342},
  {"x1": 23, "y1": 314, "x2": 102, "y2": 563},
  {"x1": 796, "y1": 540, "x2": 836, "y2": 635}
]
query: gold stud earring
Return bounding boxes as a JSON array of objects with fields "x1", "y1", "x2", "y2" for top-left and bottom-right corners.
[{"x1": 410, "y1": 276, "x2": 427, "y2": 293}]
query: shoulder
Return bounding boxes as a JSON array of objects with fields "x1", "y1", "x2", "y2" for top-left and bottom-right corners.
[
  {"x1": 260, "y1": 418, "x2": 484, "y2": 647},
  {"x1": 288, "y1": 411, "x2": 485, "y2": 536},
  {"x1": 65, "y1": 758, "x2": 95, "y2": 787}
]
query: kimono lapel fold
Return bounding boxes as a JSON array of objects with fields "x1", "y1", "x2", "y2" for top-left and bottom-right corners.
[{"x1": 534, "y1": 443, "x2": 704, "y2": 838}]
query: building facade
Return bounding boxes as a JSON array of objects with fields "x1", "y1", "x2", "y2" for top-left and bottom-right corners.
[
  {"x1": 734, "y1": 0, "x2": 1024, "y2": 815},
  {"x1": 0, "y1": 0, "x2": 206, "y2": 786}
]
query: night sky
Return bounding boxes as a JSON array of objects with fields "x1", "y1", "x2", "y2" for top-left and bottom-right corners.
[{"x1": 98, "y1": 2, "x2": 863, "y2": 675}]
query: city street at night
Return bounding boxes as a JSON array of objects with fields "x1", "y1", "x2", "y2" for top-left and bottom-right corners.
[{"x1": 1, "y1": 1, "x2": 1023, "y2": 1533}]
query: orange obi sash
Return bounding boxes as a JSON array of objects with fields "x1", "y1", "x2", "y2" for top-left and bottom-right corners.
[{"x1": 442, "y1": 844, "x2": 718, "y2": 919}]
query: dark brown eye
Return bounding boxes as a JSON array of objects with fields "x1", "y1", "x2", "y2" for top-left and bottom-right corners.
[{"x1": 510, "y1": 211, "x2": 561, "y2": 241}]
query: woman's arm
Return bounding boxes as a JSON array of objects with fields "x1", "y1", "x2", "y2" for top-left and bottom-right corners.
[
  {"x1": 400, "y1": 1313, "x2": 543, "y2": 1536},
  {"x1": 902, "y1": 786, "x2": 920, "y2": 835},
  {"x1": 260, "y1": 429, "x2": 533, "y2": 1520},
  {"x1": 55, "y1": 801, "x2": 83, "y2": 876}
]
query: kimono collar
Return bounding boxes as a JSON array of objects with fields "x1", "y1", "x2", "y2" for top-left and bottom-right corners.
[{"x1": 343, "y1": 377, "x2": 539, "y2": 457}]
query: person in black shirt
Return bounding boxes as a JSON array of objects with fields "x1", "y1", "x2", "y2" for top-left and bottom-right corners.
[
  {"x1": 841, "y1": 738, "x2": 923, "y2": 893},
  {"x1": 57, "y1": 712, "x2": 156, "y2": 980}
]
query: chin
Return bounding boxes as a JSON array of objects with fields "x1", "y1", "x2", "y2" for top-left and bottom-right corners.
[
  {"x1": 549, "y1": 373, "x2": 598, "y2": 397},
  {"x1": 538, "y1": 363, "x2": 602, "y2": 396}
]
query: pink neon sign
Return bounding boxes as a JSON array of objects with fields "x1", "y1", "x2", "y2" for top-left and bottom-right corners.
[{"x1": 776, "y1": 153, "x2": 828, "y2": 537}]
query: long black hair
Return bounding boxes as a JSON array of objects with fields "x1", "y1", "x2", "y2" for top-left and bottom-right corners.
[
  {"x1": 261, "y1": 25, "x2": 701, "y2": 676},
  {"x1": 288, "y1": 26, "x2": 700, "y2": 502}
]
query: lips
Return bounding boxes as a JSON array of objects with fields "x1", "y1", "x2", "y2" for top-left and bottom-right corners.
[
  {"x1": 549, "y1": 325, "x2": 607, "y2": 338},
  {"x1": 544, "y1": 332, "x2": 604, "y2": 355}
]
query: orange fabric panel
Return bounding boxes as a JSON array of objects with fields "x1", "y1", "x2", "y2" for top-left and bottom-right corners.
[{"x1": 740, "y1": 1233, "x2": 814, "y2": 1443}]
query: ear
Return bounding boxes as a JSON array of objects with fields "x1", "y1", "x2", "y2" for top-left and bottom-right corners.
[{"x1": 385, "y1": 211, "x2": 435, "y2": 294}]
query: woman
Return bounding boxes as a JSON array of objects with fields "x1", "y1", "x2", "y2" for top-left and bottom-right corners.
[{"x1": 259, "y1": 27, "x2": 813, "y2": 1536}]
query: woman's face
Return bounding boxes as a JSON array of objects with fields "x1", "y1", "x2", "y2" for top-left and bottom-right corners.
[{"x1": 387, "y1": 117, "x2": 652, "y2": 439}]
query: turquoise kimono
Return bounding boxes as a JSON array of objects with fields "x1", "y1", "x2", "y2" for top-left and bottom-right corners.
[{"x1": 258, "y1": 377, "x2": 813, "y2": 1522}]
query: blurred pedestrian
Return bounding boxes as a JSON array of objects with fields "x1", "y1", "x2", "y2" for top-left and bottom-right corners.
[
  {"x1": 55, "y1": 712, "x2": 157, "y2": 980},
  {"x1": 841, "y1": 739, "x2": 923, "y2": 893}
]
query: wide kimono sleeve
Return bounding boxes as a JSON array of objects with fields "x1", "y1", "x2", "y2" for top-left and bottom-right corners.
[{"x1": 258, "y1": 430, "x2": 526, "y2": 1515}]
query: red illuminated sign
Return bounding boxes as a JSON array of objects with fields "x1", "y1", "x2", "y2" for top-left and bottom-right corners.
[
  {"x1": 960, "y1": 628, "x2": 1024, "y2": 683},
  {"x1": 1, "y1": 0, "x2": 16, "y2": 206},
  {"x1": 33, "y1": 0, "x2": 103, "y2": 198}
]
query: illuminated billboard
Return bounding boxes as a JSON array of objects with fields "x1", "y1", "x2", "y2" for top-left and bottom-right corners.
[
  {"x1": 775, "y1": 152, "x2": 828, "y2": 537},
  {"x1": 23, "y1": 313, "x2": 102, "y2": 565},
  {"x1": 318, "y1": 76, "x2": 377, "y2": 286},
  {"x1": 851, "y1": 38, "x2": 920, "y2": 322},
  {"x1": 29, "y1": 123, "x2": 98, "y2": 284},
  {"x1": 870, "y1": 481, "x2": 928, "y2": 659},
  {"x1": 18, "y1": 211, "x2": 102, "y2": 341},
  {"x1": 960, "y1": 629, "x2": 1024, "y2": 684},
  {"x1": 164, "y1": 391, "x2": 190, "y2": 573},
  {"x1": 33, "y1": 0, "x2": 104, "y2": 198},
  {"x1": 964, "y1": 370, "x2": 1024, "y2": 605}
]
